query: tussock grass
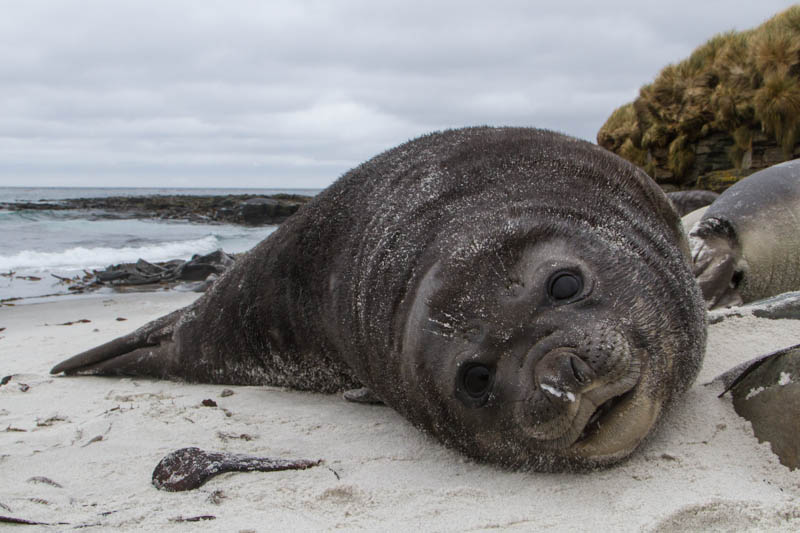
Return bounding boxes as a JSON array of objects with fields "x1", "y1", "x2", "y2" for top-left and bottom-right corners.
[
  {"x1": 598, "y1": 6, "x2": 800, "y2": 181},
  {"x1": 668, "y1": 134, "x2": 695, "y2": 179},
  {"x1": 754, "y1": 73, "x2": 800, "y2": 154}
]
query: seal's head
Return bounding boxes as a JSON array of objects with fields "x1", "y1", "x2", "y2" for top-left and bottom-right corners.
[
  {"x1": 356, "y1": 129, "x2": 707, "y2": 471},
  {"x1": 400, "y1": 213, "x2": 703, "y2": 470}
]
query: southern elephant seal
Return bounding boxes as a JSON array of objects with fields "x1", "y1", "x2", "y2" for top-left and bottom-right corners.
[
  {"x1": 51, "y1": 127, "x2": 706, "y2": 471},
  {"x1": 689, "y1": 159, "x2": 800, "y2": 309}
]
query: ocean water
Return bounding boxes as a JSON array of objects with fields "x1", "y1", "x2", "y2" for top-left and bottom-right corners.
[
  {"x1": 0, "y1": 187, "x2": 322, "y2": 302},
  {"x1": 0, "y1": 186, "x2": 320, "y2": 204}
]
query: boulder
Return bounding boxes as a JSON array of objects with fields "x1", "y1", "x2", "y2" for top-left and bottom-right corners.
[
  {"x1": 91, "y1": 250, "x2": 236, "y2": 288},
  {"x1": 236, "y1": 197, "x2": 300, "y2": 225}
]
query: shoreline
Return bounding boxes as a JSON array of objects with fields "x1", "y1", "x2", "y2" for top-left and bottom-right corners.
[
  {"x1": 1, "y1": 283, "x2": 198, "y2": 307},
  {"x1": 2, "y1": 292, "x2": 800, "y2": 530},
  {"x1": 2, "y1": 196, "x2": 280, "y2": 302},
  {"x1": 1, "y1": 269, "x2": 214, "y2": 308}
]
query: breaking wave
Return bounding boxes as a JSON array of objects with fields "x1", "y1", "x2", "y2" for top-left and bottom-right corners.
[{"x1": 0, "y1": 235, "x2": 221, "y2": 272}]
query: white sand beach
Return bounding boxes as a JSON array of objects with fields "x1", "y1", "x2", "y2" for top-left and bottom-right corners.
[{"x1": 2, "y1": 291, "x2": 800, "y2": 532}]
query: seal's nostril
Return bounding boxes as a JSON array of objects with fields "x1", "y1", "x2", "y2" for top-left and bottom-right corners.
[
  {"x1": 554, "y1": 353, "x2": 591, "y2": 390},
  {"x1": 536, "y1": 349, "x2": 595, "y2": 396},
  {"x1": 569, "y1": 354, "x2": 594, "y2": 386}
]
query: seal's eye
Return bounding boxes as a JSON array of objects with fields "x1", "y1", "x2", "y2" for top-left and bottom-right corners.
[
  {"x1": 549, "y1": 271, "x2": 582, "y2": 301},
  {"x1": 461, "y1": 364, "x2": 492, "y2": 400}
]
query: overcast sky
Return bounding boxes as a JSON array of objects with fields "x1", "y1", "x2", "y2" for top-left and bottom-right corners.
[{"x1": 0, "y1": 1, "x2": 795, "y2": 189}]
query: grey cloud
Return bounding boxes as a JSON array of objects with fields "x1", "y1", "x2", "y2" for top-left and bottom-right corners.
[{"x1": 0, "y1": 0, "x2": 795, "y2": 187}]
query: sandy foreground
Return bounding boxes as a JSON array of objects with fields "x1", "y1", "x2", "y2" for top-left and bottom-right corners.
[{"x1": 1, "y1": 291, "x2": 800, "y2": 532}]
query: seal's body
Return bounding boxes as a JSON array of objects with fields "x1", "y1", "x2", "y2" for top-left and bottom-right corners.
[
  {"x1": 52, "y1": 127, "x2": 706, "y2": 471},
  {"x1": 689, "y1": 159, "x2": 800, "y2": 309}
]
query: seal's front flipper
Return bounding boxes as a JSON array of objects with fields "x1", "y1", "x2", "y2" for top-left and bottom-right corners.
[
  {"x1": 50, "y1": 309, "x2": 182, "y2": 378},
  {"x1": 688, "y1": 218, "x2": 745, "y2": 309},
  {"x1": 342, "y1": 387, "x2": 383, "y2": 405},
  {"x1": 690, "y1": 235, "x2": 744, "y2": 309}
]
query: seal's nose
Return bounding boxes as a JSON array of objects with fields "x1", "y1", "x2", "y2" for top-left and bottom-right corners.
[{"x1": 536, "y1": 349, "x2": 596, "y2": 400}]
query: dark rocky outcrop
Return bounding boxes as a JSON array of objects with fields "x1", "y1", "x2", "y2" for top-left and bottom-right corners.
[
  {"x1": 72, "y1": 250, "x2": 237, "y2": 292},
  {"x1": 598, "y1": 6, "x2": 800, "y2": 192},
  {"x1": 666, "y1": 190, "x2": 719, "y2": 216},
  {"x1": 0, "y1": 194, "x2": 312, "y2": 226},
  {"x1": 235, "y1": 197, "x2": 302, "y2": 225},
  {"x1": 94, "y1": 250, "x2": 234, "y2": 285}
]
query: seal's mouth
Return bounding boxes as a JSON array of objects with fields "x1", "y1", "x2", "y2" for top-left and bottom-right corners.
[
  {"x1": 576, "y1": 389, "x2": 634, "y2": 443},
  {"x1": 568, "y1": 384, "x2": 661, "y2": 461}
]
